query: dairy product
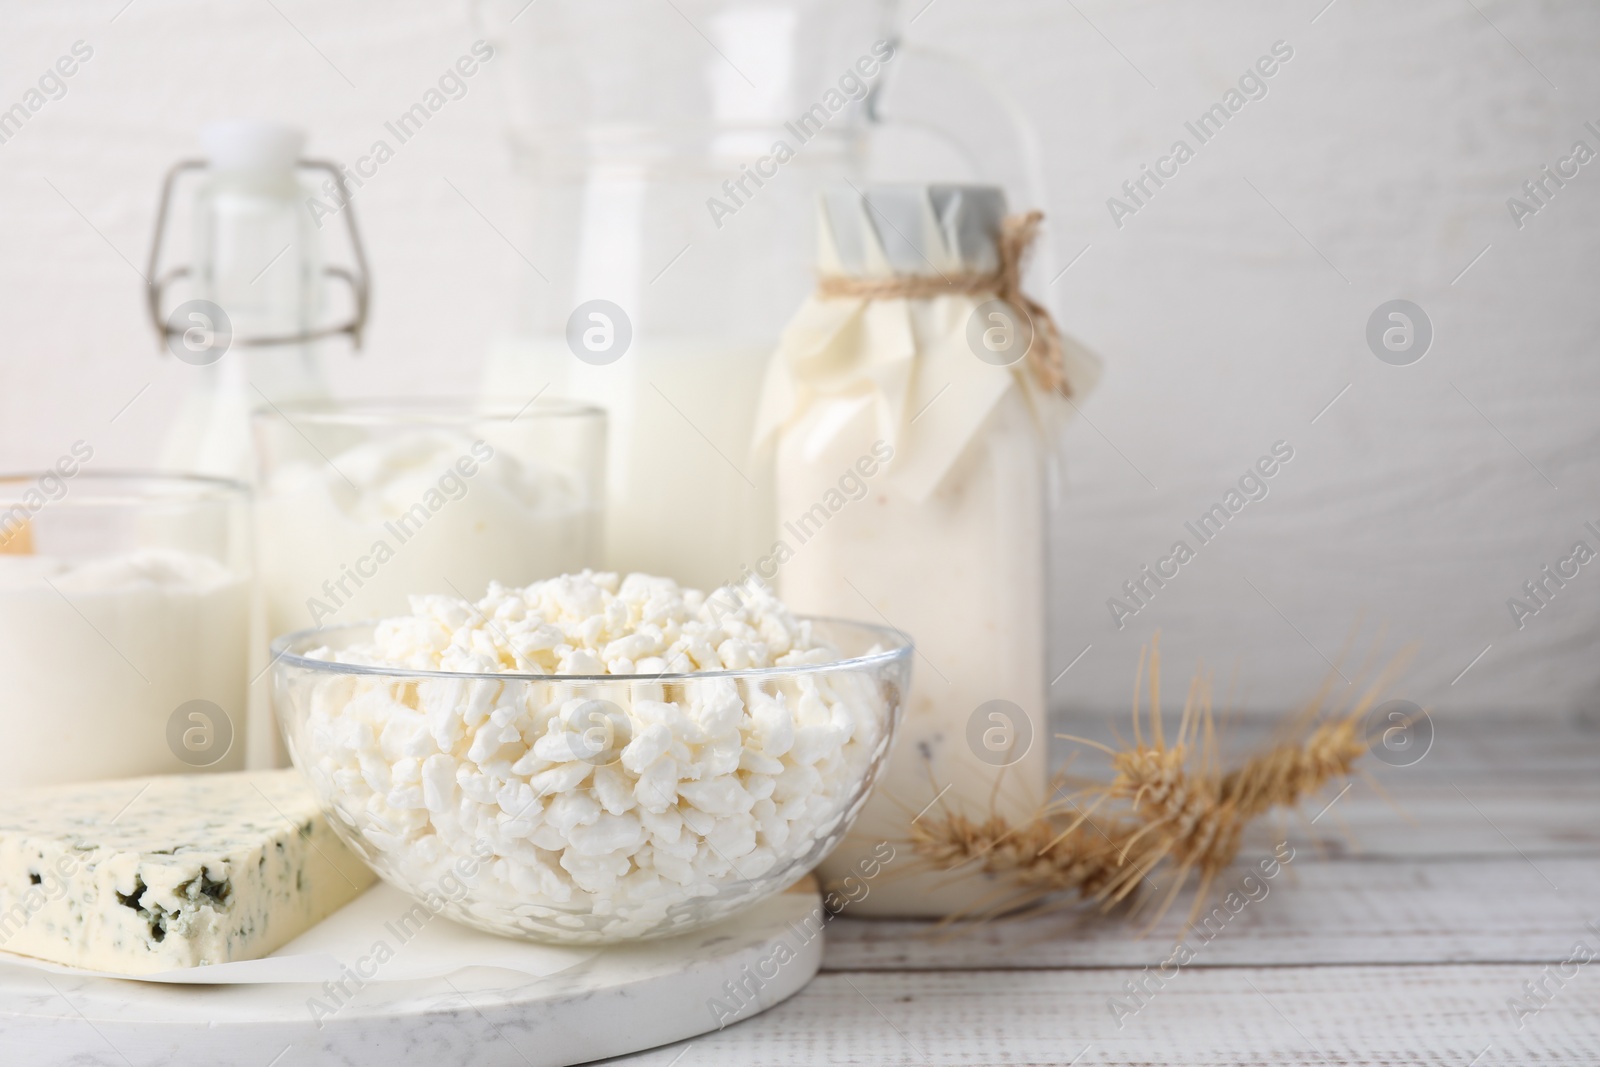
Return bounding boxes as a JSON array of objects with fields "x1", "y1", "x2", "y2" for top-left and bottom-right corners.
[
  {"x1": 0, "y1": 548, "x2": 249, "y2": 788},
  {"x1": 777, "y1": 389, "x2": 1050, "y2": 916},
  {"x1": 286, "y1": 571, "x2": 894, "y2": 943},
  {"x1": 0, "y1": 770, "x2": 374, "y2": 974},
  {"x1": 484, "y1": 337, "x2": 775, "y2": 593},
  {"x1": 257, "y1": 431, "x2": 597, "y2": 638},
  {"x1": 755, "y1": 185, "x2": 1100, "y2": 916}
]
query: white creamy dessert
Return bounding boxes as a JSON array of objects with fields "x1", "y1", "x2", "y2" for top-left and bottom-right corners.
[
  {"x1": 287, "y1": 571, "x2": 890, "y2": 942},
  {"x1": 257, "y1": 431, "x2": 597, "y2": 640},
  {"x1": 0, "y1": 770, "x2": 373, "y2": 975},
  {"x1": 0, "y1": 548, "x2": 249, "y2": 787}
]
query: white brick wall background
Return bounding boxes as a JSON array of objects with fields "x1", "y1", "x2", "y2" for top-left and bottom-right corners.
[{"x1": 2, "y1": 1, "x2": 1596, "y2": 723}]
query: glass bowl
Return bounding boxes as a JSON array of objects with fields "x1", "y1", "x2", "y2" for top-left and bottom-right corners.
[{"x1": 271, "y1": 617, "x2": 911, "y2": 944}]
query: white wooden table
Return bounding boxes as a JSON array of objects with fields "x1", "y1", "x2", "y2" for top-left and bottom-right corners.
[{"x1": 609, "y1": 719, "x2": 1600, "y2": 1065}]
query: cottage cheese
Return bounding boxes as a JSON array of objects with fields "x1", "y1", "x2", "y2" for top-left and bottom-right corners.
[{"x1": 293, "y1": 571, "x2": 890, "y2": 942}]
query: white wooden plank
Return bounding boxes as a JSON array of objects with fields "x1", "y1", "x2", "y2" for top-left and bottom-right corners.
[
  {"x1": 613, "y1": 966, "x2": 1600, "y2": 1066},
  {"x1": 981, "y1": 717, "x2": 1600, "y2": 859},
  {"x1": 1242, "y1": 779, "x2": 1600, "y2": 858},
  {"x1": 1351, "y1": 718, "x2": 1600, "y2": 777},
  {"x1": 1045, "y1": 714, "x2": 1600, "y2": 783},
  {"x1": 1036, "y1": 779, "x2": 1600, "y2": 859},
  {"x1": 822, "y1": 856, "x2": 1599, "y2": 971}
]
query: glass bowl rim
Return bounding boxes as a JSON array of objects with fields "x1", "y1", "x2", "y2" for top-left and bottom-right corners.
[
  {"x1": 271, "y1": 614, "x2": 913, "y2": 684},
  {"x1": 250, "y1": 396, "x2": 605, "y2": 427},
  {"x1": 0, "y1": 469, "x2": 250, "y2": 504}
]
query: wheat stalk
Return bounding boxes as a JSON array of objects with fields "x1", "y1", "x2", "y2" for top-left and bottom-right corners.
[{"x1": 908, "y1": 635, "x2": 1412, "y2": 925}]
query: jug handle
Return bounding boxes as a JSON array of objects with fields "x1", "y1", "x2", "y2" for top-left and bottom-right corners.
[
  {"x1": 467, "y1": 0, "x2": 524, "y2": 132},
  {"x1": 868, "y1": 40, "x2": 1056, "y2": 269}
]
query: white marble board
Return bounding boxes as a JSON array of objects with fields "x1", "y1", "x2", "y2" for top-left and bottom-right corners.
[{"x1": 0, "y1": 879, "x2": 825, "y2": 1066}]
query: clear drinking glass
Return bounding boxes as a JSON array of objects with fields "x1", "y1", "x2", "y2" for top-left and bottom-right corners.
[
  {"x1": 252, "y1": 398, "x2": 606, "y2": 645},
  {"x1": 272, "y1": 617, "x2": 911, "y2": 944},
  {"x1": 0, "y1": 472, "x2": 251, "y2": 787}
]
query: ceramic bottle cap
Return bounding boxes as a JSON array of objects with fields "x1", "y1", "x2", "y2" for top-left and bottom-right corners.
[{"x1": 200, "y1": 118, "x2": 305, "y2": 177}]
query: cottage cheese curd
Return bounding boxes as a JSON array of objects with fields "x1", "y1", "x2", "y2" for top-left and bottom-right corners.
[{"x1": 290, "y1": 571, "x2": 892, "y2": 942}]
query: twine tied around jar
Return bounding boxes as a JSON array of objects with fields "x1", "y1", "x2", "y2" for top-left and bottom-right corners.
[{"x1": 814, "y1": 210, "x2": 1073, "y2": 398}]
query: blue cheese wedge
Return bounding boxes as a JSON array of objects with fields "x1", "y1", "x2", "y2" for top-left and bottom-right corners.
[{"x1": 0, "y1": 770, "x2": 374, "y2": 975}]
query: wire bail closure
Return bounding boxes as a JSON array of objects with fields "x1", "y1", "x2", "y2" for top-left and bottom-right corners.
[{"x1": 144, "y1": 159, "x2": 371, "y2": 351}]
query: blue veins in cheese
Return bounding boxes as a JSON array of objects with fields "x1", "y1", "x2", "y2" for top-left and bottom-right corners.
[{"x1": 0, "y1": 770, "x2": 374, "y2": 975}]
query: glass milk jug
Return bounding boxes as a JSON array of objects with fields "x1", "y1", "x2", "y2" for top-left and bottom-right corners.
[
  {"x1": 476, "y1": 0, "x2": 1045, "y2": 592},
  {"x1": 756, "y1": 184, "x2": 1100, "y2": 917}
]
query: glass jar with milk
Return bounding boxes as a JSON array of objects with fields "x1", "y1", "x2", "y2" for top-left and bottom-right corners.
[
  {"x1": 0, "y1": 472, "x2": 251, "y2": 787},
  {"x1": 755, "y1": 185, "x2": 1100, "y2": 917}
]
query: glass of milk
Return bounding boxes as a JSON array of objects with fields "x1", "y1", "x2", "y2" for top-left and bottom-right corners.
[
  {"x1": 252, "y1": 397, "x2": 605, "y2": 651},
  {"x1": 0, "y1": 471, "x2": 251, "y2": 787}
]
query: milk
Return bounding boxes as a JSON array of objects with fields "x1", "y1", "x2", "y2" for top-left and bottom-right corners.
[
  {"x1": 757, "y1": 184, "x2": 1098, "y2": 917},
  {"x1": 0, "y1": 550, "x2": 249, "y2": 787},
  {"x1": 485, "y1": 336, "x2": 775, "y2": 593},
  {"x1": 780, "y1": 390, "x2": 1051, "y2": 916}
]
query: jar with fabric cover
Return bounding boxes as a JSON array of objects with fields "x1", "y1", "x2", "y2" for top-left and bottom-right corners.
[{"x1": 753, "y1": 184, "x2": 1099, "y2": 916}]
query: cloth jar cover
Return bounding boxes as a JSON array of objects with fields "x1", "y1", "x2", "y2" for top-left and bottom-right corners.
[{"x1": 751, "y1": 184, "x2": 1100, "y2": 498}]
